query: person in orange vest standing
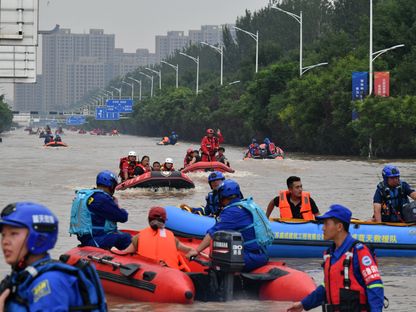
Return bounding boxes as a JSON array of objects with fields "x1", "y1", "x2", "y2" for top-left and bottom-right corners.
[
  {"x1": 265, "y1": 176, "x2": 319, "y2": 219},
  {"x1": 287, "y1": 204, "x2": 385, "y2": 312},
  {"x1": 200, "y1": 128, "x2": 224, "y2": 162},
  {"x1": 112, "y1": 207, "x2": 193, "y2": 270}
]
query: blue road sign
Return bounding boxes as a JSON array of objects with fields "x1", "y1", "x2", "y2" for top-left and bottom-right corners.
[
  {"x1": 106, "y1": 99, "x2": 133, "y2": 113},
  {"x1": 95, "y1": 107, "x2": 120, "y2": 120},
  {"x1": 66, "y1": 115, "x2": 86, "y2": 125}
]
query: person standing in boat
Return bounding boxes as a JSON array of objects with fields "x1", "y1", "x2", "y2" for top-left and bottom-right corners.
[
  {"x1": 287, "y1": 204, "x2": 384, "y2": 312},
  {"x1": 187, "y1": 179, "x2": 269, "y2": 272},
  {"x1": 0, "y1": 202, "x2": 106, "y2": 311},
  {"x1": 373, "y1": 164, "x2": 416, "y2": 223},
  {"x1": 200, "y1": 128, "x2": 224, "y2": 162},
  {"x1": 266, "y1": 176, "x2": 319, "y2": 219},
  {"x1": 112, "y1": 207, "x2": 193, "y2": 270},
  {"x1": 69, "y1": 170, "x2": 131, "y2": 250}
]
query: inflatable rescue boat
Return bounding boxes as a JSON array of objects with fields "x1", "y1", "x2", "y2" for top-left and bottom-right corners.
[
  {"x1": 116, "y1": 171, "x2": 195, "y2": 190},
  {"x1": 62, "y1": 229, "x2": 316, "y2": 303},
  {"x1": 44, "y1": 141, "x2": 68, "y2": 147},
  {"x1": 164, "y1": 206, "x2": 416, "y2": 258},
  {"x1": 181, "y1": 161, "x2": 235, "y2": 173}
]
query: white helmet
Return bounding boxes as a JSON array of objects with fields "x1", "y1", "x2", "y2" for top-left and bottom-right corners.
[
  {"x1": 165, "y1": 157, "x2": 173, "y2": 164},
  {"x1": 128, "y1": 151, "x2": 137, "y2": 157}
]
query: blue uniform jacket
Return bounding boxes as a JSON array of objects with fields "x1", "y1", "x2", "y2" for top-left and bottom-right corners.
[
  {"x1": 204, "y1": 191, "x2": 220, "y2": 216},
  {"x1": 87, "y1": 191, "x2": 128, "y2": 236},
  {"x1": 206, "y1": 198, "x2": 268, "y2": 271},
  {"x1": 6, "y1": 255, "x2": 84, "y2": 312},
  {"x1": 301, "y1": 234, "x2": 384, "y2": 311},
  {"x1": 373, "y1": 180, "x2": 414, "y2": 207}
]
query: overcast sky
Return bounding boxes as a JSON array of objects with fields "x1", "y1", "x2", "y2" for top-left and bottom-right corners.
[{"x1": 39, "y1": 0, "x2": 269, "y2": 53}]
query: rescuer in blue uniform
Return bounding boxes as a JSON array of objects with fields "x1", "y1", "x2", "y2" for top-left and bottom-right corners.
[
  {"x1": 0, "y1": 202, "x2": 106, "y2": 311},
  {"x1": 373, "y1": 164, "x2": 416, "y2": 222},
  {"x1": 70, "y1": 170, "x2": 131, "y2": 249},
  {"x1": 191, "y1": 171, "x2": 225, "y2": 216},
  {"x1": 187, "y1": 179, "x2": 269, "y2": 272},
  {"x1": 287, "y1": 204, "x2": 384, "y2": 312}
]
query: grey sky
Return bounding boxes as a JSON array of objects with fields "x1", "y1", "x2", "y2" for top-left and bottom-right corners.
[{"x1": 40, "y1": 0, "x2": 269, "y2": 53}]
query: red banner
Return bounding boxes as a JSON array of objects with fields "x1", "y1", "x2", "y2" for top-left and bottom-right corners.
[{"x1": 374, "y1": 71, "x2": 390, "y2": 97}]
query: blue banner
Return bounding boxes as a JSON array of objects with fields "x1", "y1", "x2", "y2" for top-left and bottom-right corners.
[{"x1": 352, "y1": 72, "x2": 368, "y2": 101}]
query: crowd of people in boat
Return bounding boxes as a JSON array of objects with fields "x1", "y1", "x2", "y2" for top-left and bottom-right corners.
[
  {"x1": 245, "y1": 137, "x2": 284, "y2": 159},
  {"x1": 119, "y1": 151, "x2": 177, "y2": 182}
]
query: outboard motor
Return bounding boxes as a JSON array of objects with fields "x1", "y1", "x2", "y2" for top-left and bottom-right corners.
[
  {"x1": 402, "y1": 201, "x2": 416, "y2": 223},
  {"x1": 210, "y1": 231, "x2": 245, "y2": 301}
]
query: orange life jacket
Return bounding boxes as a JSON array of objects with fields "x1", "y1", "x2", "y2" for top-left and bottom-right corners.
[
  {"x1": 136, "y1": 163, "x2": 150, "y2": 174},
  {"x1": 278, "y1": 190, "x2": 315, "y2": 220},
  {"x1": 137, "y1": 227, "x2": 181, "y2": 270},
  {"x1": 323, "y1": 244, "x2": 369, "y2": 310}
]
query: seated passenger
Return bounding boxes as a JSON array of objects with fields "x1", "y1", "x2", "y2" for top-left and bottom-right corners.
[
  {"x1": 266, "y1": 176, "x2": 319, "y2": 219},
  {"x1": 119, "y1": 151, "x2": 138, "y2": 181},
  {"x1": 152, "y1": 161, "x2": 161, "y2": 171},
  {"x1": 263, "y1": 138, "x2": 278, "y2": 157},
  {"x1": 192, "y1": 150, "x2": 201, "y2": 162},
  {"x1": 169, "y1": 131, "x2": 179, "y2": 145},
  {"x1": 184, "y1": 148, "x2": 197, "y2": 168},
  {"x1": 134, "y1": 155, "x2": 151, "y2": 176},
  {"x1": 161, "y1": 158, "x2": 175, "y2": 171},
  {"x1": 216, "y1": 147, "x2": 230, "y2": 167},
  {"x1": 44, "y1": 133, "x2": 54, "y2": 144},
  {"x1": 191, "y1": 171, "x2": 225, "y2": 217},
  {"x1": 69, "y1": 170, "x2": 131, "y2": 250},
  {"x1": 54, "y1": 134, "x2": 62, "y2": 142},
  {"x1": 112, "y1": 207, "x2": 193, "y2": 270},
  {"x1": 248, "y1": 138, "x2": 259, "y2": 158},
  {"x1": 373, "y1": 165, "x2": 416, "y2": 222}
]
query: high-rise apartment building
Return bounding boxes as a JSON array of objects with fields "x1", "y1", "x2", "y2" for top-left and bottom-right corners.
[{"x1": 155, "y1": 31, "x2": 189, "y2": 63}]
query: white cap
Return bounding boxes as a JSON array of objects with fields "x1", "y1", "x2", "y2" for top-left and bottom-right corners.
[
  {"x1": 128, "y1": 151, "x2": 137, "y2": 157},
  {"x1": 165, "y1": 157, "x2": 173, "y2": 164}
]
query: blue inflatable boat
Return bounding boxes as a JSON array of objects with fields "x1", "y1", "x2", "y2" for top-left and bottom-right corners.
[{"x1": 164, "y1": 206, "x2": 416, "y2": 258}]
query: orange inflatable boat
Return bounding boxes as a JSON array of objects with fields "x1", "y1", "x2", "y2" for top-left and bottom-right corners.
[{"x1": 181, "y1": 161, "x2": 235, "y2": 173}]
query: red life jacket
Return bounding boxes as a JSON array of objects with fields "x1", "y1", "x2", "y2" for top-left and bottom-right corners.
[
  {"x1": 136, "y1": 163, "x2": 150, "y2": 173},
  {"x1": 268, "y1": 142, "x2": 277, "y2": 154},
  {"x1": 323, "y1": 242, "x2": 379, "y2": 311},
  {"x1": 278, "y1": 190, "x2": 315, "y2": 220}
]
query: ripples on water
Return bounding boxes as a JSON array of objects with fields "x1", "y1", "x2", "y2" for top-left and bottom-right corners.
[{"x1": 0, "y1": 130, "x2": 415, "y2": 311}]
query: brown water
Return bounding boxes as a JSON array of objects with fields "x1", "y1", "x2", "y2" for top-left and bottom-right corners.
[{"x1": 0, "y1": 129, "x2": 415, "y2": 311}]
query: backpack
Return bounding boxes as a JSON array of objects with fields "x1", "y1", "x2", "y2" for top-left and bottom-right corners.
[{"x1": 228, "y1": 197, "x2": 275, "y2": 252}]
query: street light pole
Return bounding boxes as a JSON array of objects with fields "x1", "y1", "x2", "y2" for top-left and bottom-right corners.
[
  {"x1": 369, "y1": 44, "x2": 404, "y2": 95},
  {"x1": 301, "y1": 62, "x2": 328, "y2": 75},
  {"x1": 139, "y1": 72, "x2": 154, "y2": 97},
  {"x1": 160, "y1": 61, "x2": 179, "y2": 88},
  {"x1": 127, "y1": 77, "x2": 142, "y2": 101},
  {"x1": 110, "y1": 87, "x2": 121, "y2": 99},
  {"x1": 271, "y1": 6, "x2": 303, "y2": 76},
  {"x1": 179, "y1": 52, "x2": 199, "y2": 94},
  {"x1": 100, "y1": 88, "x2": 113, "y2": 99},
  {"x1": 146, "y1": 68, "x2": 161, "y2": 90},
  {"x1": 233, "y1": 26, "x2": 258, "y2": 73},
  {"x1": 121, "y1": 81, "x2": 134, "y2": 100},
  {"x1": 201, "y1": 42, "x2": 224, "y2": 85}
]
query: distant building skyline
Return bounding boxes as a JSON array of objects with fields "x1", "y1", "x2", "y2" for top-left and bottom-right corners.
[{"x1": 13, "y1": 23, "x2": 232, "y2": 112}]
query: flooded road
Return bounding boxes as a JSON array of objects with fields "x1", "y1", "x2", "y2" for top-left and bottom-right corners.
[{"x1": 0, "y1": 129, "x2": 415, "y2": 311}]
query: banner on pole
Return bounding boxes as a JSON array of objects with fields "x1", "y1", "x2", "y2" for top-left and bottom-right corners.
[
  {"x1": 374, "y1": 71, "x2": 390, "y2": 97},
  {"x1": 352, "y1": 72, "x2": 368, "y2": 100}
]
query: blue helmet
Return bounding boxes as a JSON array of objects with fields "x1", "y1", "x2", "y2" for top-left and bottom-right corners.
[
  {"x1": 0, "y1": 202, "x2": 58, "y2": 254},
  {"x1": 264, "y1": 138, "x2": 270, "y2": 144},
  {"x1": 382, "y1": 165, "x2": 400, "y2": 180},
  {"x1": 252, "y1": 138, "x2": 257, "y2": 143},
  {"x1": 217, "y1": 179, "x2": 243, "y2": 200},
  {"x1": 171, "y1": 131, "x2": 176, "y2": 135},
  {"x1": 96, "y1": 170, "x2": 118, "y2": 188},
  {"x1": 208, "y1": 171, "x2": 225, "y2": 183}
]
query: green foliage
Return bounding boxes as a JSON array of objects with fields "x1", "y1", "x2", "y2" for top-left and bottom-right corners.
[
  {"x1": 0, "y1": 95, "x2": 12, "y2": 133},
  {"x1": 96, "y1": 0, "x2": 416, "y2": 157}
]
